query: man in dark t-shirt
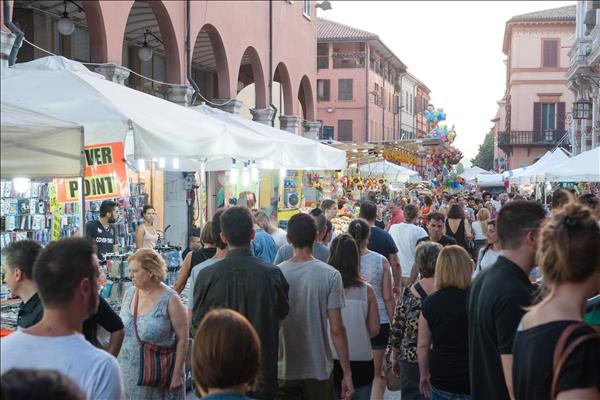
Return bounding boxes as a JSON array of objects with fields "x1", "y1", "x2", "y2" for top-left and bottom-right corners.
[
  {"x1": 468, "y1": 201, "x2": 545, "y2": 400},
  {"x1": 417, "y1": 212, "x2": 457, "y2": 247},
  {"x1": 85, "y1": 200, "x2": 118, "y2": 259}
]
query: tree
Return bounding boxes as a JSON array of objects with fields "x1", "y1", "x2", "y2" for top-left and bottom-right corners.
[
  {"x1": 455, "y1": 163, "x2": 465, "y2": 175},
  {"x1": 471, "y1": 129, "x2": 494, "y2": 170}
]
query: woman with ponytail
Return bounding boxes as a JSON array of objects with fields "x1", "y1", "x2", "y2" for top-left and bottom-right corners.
[
  {"x1": 512, "y1": 195, "x2": 600, "y2": 400},
  {"x1": 348, "y1": 219, "x2": 395, "y2": 400}
]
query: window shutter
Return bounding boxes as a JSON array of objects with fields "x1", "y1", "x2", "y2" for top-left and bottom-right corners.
[
  {"x1": 557, "y1": 102, "x2": 566, "y2": 131},
  {"x1": 533, "y1": 102, "x2": 542, "y2": 133}
]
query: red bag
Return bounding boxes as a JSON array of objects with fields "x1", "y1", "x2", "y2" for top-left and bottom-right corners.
[{"x1": 133, "y1": 289, "x2": 176, "y2": 388}]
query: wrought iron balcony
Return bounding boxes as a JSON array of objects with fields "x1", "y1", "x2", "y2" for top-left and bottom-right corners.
[{"x1": 498, "y1": 130, "x2": 566, "y2": 151}]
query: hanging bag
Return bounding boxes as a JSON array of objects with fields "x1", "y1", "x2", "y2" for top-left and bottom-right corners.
[
  {"x1": 133, "y1": 289, "x2": 177, "y2": 388},
  {"x1": 550, "y1": 322, "x2": 600, "y2": 399}
]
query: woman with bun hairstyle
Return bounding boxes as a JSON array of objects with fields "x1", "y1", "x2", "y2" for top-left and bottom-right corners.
[
  {"x1": 512, "y1": 195, "x2": 600, "y2": 400},
  {"x1": 348, "y1": 219, "x2": 394, "y2": 400}
]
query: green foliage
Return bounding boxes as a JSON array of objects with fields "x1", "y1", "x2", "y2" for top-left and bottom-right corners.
[
  {"x1": 455, "y1": 163, "x2": 465, "y2": 175},
  {"x1": 470, "y1": 129, "x2": 494, "y2": 170}
]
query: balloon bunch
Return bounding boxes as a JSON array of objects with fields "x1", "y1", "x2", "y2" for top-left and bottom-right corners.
[
  {"x1": 424, "y1": 106, "x2": 446, "y2": 126},
  {"x1": 431, "y1": 175, "x2": 465, "y2": 190}
]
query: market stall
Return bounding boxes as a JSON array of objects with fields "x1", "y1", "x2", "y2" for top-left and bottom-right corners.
[
  {"x1": 508, "y1": 148, "x2": 569, "y2": 185},
  {"x1": 191, "y1": 104, "x2": 346, "y2": 225},
  {"x1": 545, "y1": 147, "x2": 600, "y2": 183}
]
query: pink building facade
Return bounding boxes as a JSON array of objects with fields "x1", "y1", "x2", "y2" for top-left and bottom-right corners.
[
  {"x1": 1, "y1": 0, "x2": 319, "y2": 134},
  {"x1": 315, "y1": 18, "x2": 406, "y2": 143},
  {"x1": 497, "y1": 5, "x2": 576, "y2": 170}
]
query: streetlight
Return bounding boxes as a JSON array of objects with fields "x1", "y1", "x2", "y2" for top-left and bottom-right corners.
[
  {"x1": 57, "y1": 1, "x2": 75, "y2": 36},
  {"x1": 572, "y1": 98, "x2": 592, "y2": 120},
  {"x1": 138, "y1": 31, "x2": 153, "y2": 62},
  {"x1": 316, "y1": 1, "x2": 333, "y2": 11}
]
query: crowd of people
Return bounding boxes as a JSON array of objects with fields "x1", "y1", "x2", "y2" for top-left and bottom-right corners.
[{"x1": 1, "y1": 188, "x2": 599, "y2": 400}]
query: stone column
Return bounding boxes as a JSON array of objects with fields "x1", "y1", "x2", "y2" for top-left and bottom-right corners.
[
  {"x1": 212, "y1": 98, "x2": 243, "y2": 114},
  {"x1": 303, "y1": 120, "x2": 321, "y2": 141},
  {"x1": 279, "y1": 115, "x2": 303, "y2": 135},
  {"x1": 250, "y1": 107, "x2": 275, "y2": 125},
  {"x1": 1, "y1": 30, "x2": 16, "y2": 70},
  {"x1": 161, "y1": 84, "x2": 194, "y2": 107},
  {"x1": 591, "y1": 94, "x2": 598, "y2": 150},
  {"x1": 94, "y1": 64, "x2": 130, "y2": 85}
]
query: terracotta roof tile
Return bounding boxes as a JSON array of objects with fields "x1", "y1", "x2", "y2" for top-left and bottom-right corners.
[
  {"x1": 509, "y1": 5, "x2": 576, "y2": 22},
  {"x1": 317, "y1": 17, "x2": 378, "y2": 41}
]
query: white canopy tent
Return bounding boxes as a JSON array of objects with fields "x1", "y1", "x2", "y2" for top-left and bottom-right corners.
[
  {"x1": 358, "y1": 160, "x2": 420, "y2": 183},
  {"x1": 191, "y1": 104, "x2": 346, "y2": 171},
  {"x1": 2, "y1": 56, "x2": 320, "y2": 171},
  {"x1": 1, "y1": 102, "x2": 84, "y2": 179},
  {"x1": 461, "y1": 166, "x2": 490, "y2": 181},
  {"x1": 509, "y1": 148, "x2": 570, "y2": 185},
  {"x1": 545, "y1": 147, "x2": 600, "y2": 183},
  {"x1": 476, "y1": 173, "x2": 504, "y2": 187}
]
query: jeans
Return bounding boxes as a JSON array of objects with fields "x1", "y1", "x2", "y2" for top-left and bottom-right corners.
[
  {"x1": 400, "y1": 360, "x2": 425, "y2": 400},
  {"x1": 334, "y1": 382, "x2": 372, "y2": 400},
  {"x1": 431, "y1": 385, "x2": 471, "y2": 400}
]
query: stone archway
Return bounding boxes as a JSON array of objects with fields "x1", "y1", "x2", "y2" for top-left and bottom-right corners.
[
  {"x1": 273, "y1": 61, "x2": 294, "y2": 116},
  {"x1": 297, "y1": 74, "x2": 315, "y2": 121},
  {"x1": 236, "y1": 46, "x2": 267, "y2": 109},
  {"x1": 191, "y1": 23, "x2": 231, "y2": 102}
]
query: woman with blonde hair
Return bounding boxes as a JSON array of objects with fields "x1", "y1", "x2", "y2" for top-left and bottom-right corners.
[
  {"x1": 512, "y1": 198, "x2": 600, "y2": 400},
  {"x1": 118, "y1": 249, "x2": 189, "y2": 400},
  {"x1": 417, "y1": 246, "x2": 473, "y2": 399},
  {"x1": 471, "y1": 208, "x2": 490, "y2": 259}
]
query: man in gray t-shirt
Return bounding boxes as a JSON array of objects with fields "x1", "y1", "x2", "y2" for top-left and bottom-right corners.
[
  {"x1": 274, "y1": 241, "x2": 329, "y2": 264},
  {"x1": 277, "y1": 213, "x2": 354, "y2": 400}
]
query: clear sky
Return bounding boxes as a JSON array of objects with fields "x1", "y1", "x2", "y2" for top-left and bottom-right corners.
[{"x1": 319, "y1": 0, "x2": 575, "y2": 165}]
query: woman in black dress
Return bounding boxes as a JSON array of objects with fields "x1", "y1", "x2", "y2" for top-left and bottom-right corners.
[
  {"x1": 512, "y1": 196, "x2": 600, "y2": 400},
  {"x1": 417, "y1": 245, "x2": 473, "y2": 399},
  {"x1": 444, "y1": 205, "x2": 473, "y2": 253}
]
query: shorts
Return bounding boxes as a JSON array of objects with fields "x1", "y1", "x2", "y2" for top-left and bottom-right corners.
[{"x1": 370, "y1": 323, "x2": 391, "y2": 350}]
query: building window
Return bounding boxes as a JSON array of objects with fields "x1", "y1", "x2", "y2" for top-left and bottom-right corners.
[
  {"x1": 338, "y1": 79, "x2": 353, "y2": 100},
  {"x1": 317, "y1": 43, "x2": 329, "y2": 69},
  {"x1": 373, "y1": 83, "x2": 380, "y2": 105},
  {"x1": 542, "y1": 39, "x2": 559, "y2": 68},
  {"x1": 303, "y1": 0, "x2": 311, "y2": 17},
  {"x1": 321, "y1": 125, "x2": 334, "y2": 140},
  {"x1": 338, "y1": 120, "x2": 353, "y2": 141},
  {"x1": 542, "y1": 103, "x2": 556, "y2": 132},
  {"x1": 317, "y1": 79, "x2": 330, "y2": 101}
]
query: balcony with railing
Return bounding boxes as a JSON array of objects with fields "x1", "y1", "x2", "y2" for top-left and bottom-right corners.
[{"x1": 498, "y1": 130, "x2": 566, "y2": 151}]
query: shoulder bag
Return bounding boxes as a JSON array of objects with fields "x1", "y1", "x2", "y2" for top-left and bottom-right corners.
[
  {"x1": 133, "y1": 289, "x2": 177, "y2": 388},
  {"x1": 551, "y1": 321, "x2": 600, "y2": 399},
  {"x1": 383, "y1": 284, "x2": 429, "y2": 391}
]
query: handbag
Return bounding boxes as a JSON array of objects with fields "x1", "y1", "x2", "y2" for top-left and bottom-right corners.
[
  {"x1": 133, "y1": 289, "x2": 177, "y2": 388},
  {"x1": 550, "y1": 322, "x2": 600, "y2": 399},
  {"x1": 383, "y1": 345, "x2": 401, "y2": 391}
]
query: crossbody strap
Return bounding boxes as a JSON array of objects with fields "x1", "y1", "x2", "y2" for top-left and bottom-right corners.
[
  {"x1": 551, "y1": 322, "x2": 600, "y2": 399},
  {"x1": 413, "y1": 282, "x2": 428, "y2": 300},
  {"x1": 133, "y1": 289, "x2": 143, "y2": 344}
]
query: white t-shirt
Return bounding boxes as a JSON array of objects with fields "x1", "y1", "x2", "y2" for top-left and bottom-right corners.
[
  {"x1": 388, "y1": 222, "x2": 428, "y2": 277},
  {"x1": 472, "y1": 221, "x2": 486, "y2": 240},
  {"x1": 1, "y1": 330, "x2": 124, "y2": 400},
  {"x1": 270, "y1": 228, "x2": 288, "y2": 250}
]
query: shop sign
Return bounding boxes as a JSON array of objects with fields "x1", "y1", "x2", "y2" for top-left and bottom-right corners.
[{"x1": 55, "y1": 142, "x2": 129, "y2": 203}]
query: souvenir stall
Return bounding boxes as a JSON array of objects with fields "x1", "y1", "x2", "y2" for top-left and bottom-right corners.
[
  {"x1": 193, "y1": 104, "x2": 346, "y2": 227},
  {"x1": 0, "y1": 103, "x2": 85, "y2": 334},
  {"x1": 544, "y1": 147, "x2": 600, "y2": 198}
]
